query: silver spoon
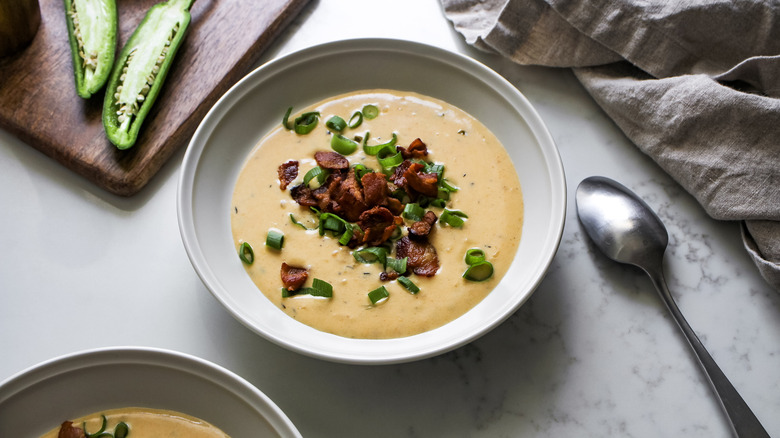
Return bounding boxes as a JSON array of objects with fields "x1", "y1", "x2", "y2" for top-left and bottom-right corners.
[{"x1": 575, "y1": 176, "x2": 769, "y2": 438}]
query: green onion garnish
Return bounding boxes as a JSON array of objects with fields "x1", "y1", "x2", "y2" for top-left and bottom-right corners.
[
  {"x1": 440, "y1": 178, "x2": 459, "y2": 192},
  {"x1": 348, "y1": 111, "x2": 363, "y2": 129},
  {"x1": 266, "y1": 229, "x2": 284, "y2": 250},
  {"x1": 462, "y1": 260, "x2": 494, "y2": 281},
  {"x1": 114, "y1": 422, "x2": 129, "y2": 438},
  {"x1": 402, "y1": 203, "x2": 424, "y2": 222},
  {"x1": 363, "y1": 132, "x2": 398, "y2": 156},
  {"x1": 464, "y1": 248, "x2": 486, "y2": 265},
  {"x1": 440, "y1": 209, "x2": 468, "y2": 227},
  {"x1": 386, "y1": 257, "x2": 408, "y2": 274},
  {"x1": 338, "y1": 223, "x2": 354, "y2": 245},
  {"x1": 397, "y1": 276, "x2": 420, "y2": 294},
  {"x1": 326, "y1": 115, "x2": 347, "y2": 132},
  {"x1": 368, "y1": 286, "x2": 389, "y2": 304},
  {"x1": 290, "y1": 214, "x2": 311, "y2": 230},
  {"x1": 282, "y1": 106, "x2": 293, "y2": 129},
  {"x1": 84, "y1": 415, "x2": 108, "y2": 438},
  {"x1": 303, "y1": 166, "x2": 330, "y2": 187},
  {"x1": 293, "y1": 111, "x2": 320, "y2": 134},
  {"x1": 362, "y1": 104, "x2": 379, "y2": 119},
  {"x1": 377, "y1": 150, "x2": 403, "y2": 170},
  {"x1": 238, "y1": 242, "x2": 254, "y2": 264},
  {"x1": 310, "y1": 278, "x2": 334, "y2": 297},
  {"x1": 353, "y1": 247, "x2": 388, "y2": 265},
  {"x1": 352, "y1": 163, "x2": 373, "y2": 179},
  {"x1": 331, "y1": 133, "x2": 358, "y2": 155},
  {"x1": 283, "y1": 278, "x2": 334, "y2": 298}
]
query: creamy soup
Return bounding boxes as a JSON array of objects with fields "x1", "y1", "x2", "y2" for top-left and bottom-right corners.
[
  {"x1": 231, "y1": 90, "x2": 523, "y2": 339},
  {"x1": 41, "y1": 407, "x2": 228, "y2": 437}
]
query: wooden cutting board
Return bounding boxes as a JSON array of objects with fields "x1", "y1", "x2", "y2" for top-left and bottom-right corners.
[{"x1": 0, "y1": 0, "x2": 310, "y2": 196}]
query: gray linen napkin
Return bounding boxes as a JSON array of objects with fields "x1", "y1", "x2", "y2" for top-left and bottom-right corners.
[{"x1": 441, "y1": 0, "x2": 780, "y2": 291}]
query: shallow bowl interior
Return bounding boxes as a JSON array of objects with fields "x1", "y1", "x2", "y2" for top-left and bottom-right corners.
[
  {"x1": 178, "y1": 38, "x2": 566, "y2": 364},
  {"x1": 0, "y1": 347, "x2": 299, "y2": 437}
]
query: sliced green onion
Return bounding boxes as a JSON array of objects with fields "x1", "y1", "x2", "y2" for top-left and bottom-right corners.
[
  {"x1": 386, "y1": 257, "x2": 408, "y2": 274},
  {"x1": 266, "y1": 229, "x2": 284, "y2": 250},
  {"x1": 462, "y1": 260, "x2": 494, "y2": 281},
  {"x1": 84, "y1": 415, "x2": 108, "y2": 438},
  {"x1": 282, "y1": 279, "x2": 334, "y2": 298},
  {"x1": 353, "y1": 247, "x2": 388, "y2": 265},
  {"x1": 293, "y1": 111, "x2": 320, "y2": 134},
  {"x1": 425, "y1": 163, "x2": 444, "y2": 180},
  {"x1": 352, "y1": 163, "x2": 373, "y2": 179},
  {"x1": 440, "y1": 178, "x2": 459, "y2": 192},
  {"x1": 397, "y1": 276, "x2": 420, "y2": 294},
  {"x1": 368, "y1": 286, "x2": 389, "y2": 304},
  {"x1": 377, "y1": 150, "x2": 403, "y2": 170},
  {"x1": 310, "y1": 278, "x2": 334, "y2": 297},
  {"x1": 338, "y1": 223, "x2": 354, "y2": 245},
  {"x1": 348, "y1": 111, "x2": 363, "y2": 129},
  {"x1": 363, "y1": 132, "x2": 398, "y2": 155},
  {"x1": 440, "y1": 209, "x2": 468, "y2": 227},
  {"x1": 114, "y1": 422, "x2": 129, "y2": 438},
  {"x1": 290, "y1": 214, "x2": 311, "y2": 230},
  {"x1": 238, "y1": 242, "x2": 254, "y2": 264},
  {"x1": 403, "y1": 203, "x2": 424, "y2": 222},
  {"x1": 282, "y1": 106, "x2": 293, "y2": 129},
  {"x1": 331, "y1": 133, "x2": 358, "y2": 155},
  {"x1": 430, "y1": 198, "x2": 447, "y2": 208},
  {"x1": 320, "y1": 213, "x2": 347, "y2": 235},
  {"x1": 326, "y1": 115, "x2": 347, "y2": 132},
  {"x1": 362, "y1": 104, "x2": 379, "y2": 119},
  {"x1": 465, "y1": 248, "x2": 486, "y2": 265},
  {"x1": 303, "y1": 166, "x2": 330, "y2": 186}
]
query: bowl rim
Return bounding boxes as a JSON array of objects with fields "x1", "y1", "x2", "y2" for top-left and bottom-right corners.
[
  {"x1": 0, "y1": 346, "x2": 301, "y2": 437},
  {"x1": 177, "y1": 37, "x2": 566, "y2": 365}
]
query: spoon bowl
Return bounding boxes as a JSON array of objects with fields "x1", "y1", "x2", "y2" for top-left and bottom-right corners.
[{"x1": 575, "y1": 176, "x2": 768, "y2": 438}]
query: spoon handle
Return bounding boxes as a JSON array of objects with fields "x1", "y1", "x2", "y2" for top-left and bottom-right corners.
[{"x1": 646, "y1": 268, "x2": 769, "y2": 438}]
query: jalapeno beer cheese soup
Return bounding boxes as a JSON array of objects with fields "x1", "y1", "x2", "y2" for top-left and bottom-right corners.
[
  {"x1": 42, "y1": 407, "x2": 228, "y2": 437},
  {"x1": 231, "y1": 90, "x2": 523, "y2": 339}
]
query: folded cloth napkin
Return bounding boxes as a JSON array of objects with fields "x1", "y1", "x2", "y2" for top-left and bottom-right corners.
[{"x1": 441, "y1": 0, "x2": 780, "y2": 291}]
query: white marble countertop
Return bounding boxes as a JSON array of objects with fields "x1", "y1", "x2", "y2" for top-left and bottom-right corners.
[{"x1": 1, "y1": 1, "x2": 778, "y2": 436}]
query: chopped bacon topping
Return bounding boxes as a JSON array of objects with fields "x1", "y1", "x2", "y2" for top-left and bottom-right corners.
[
  {"x1": 277, "y1": 160, "x2": 298, "y2": 190},
  {"x1": 408, "y1": 211, "x2": 438, "y2": 240},
  {"x1": 398, "y1": 138, "x2": 428, "y2": 159},
  {"x1": 281, "y1": 263, "x2": 308, "y2": 292},
  {"x1": 396, "y1": 236, "x2": 439, "y2": 277},
  {"x1": 361, "y1": 172, "x2": 389, "y2": 207},
  {"x1": 314, "y1": 150, "x2": 349, "y2": 170},
  {"x1": 357, "y1": 206, "x2": 402, "y2": 247},
  {"x1": 57, "y1": 421, "x2": 85, "y2": 438},
  {"x1": 332, "y1": 171, "x2": 368, "y2": 222},
  {"x1": 403, "y1": 162, "x2": 439, "y2": 198},
  {"x1": 281, "y1": 144, "x2": 449, "y2": 279}
]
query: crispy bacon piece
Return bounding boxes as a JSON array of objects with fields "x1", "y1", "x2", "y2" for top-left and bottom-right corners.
[
  {"x1": 357, "y1": 206, "x2": 401, "y2": 247},
  {"x1": 277, "y1": 160, "x2": 298, "y2": 190},
  {"x1": 332, "y1": 171, "x2": 368, "y2": 222},
  {"x1": 396, "y1": 236, "x2": 439, "y2": 277},
  {"x1": 398, "y1": 138, "x2": 428, "y2": 159},
  {"x1": 290, "y1": 184, "x2": 317, "y2": 207},
  {"x1": 408, "y1": 211, "x2": 438, "y2": 240},
  {"x1": 390, "y1": 160, "x2": 412, "y2": 187},
  {"x1": 404, "y1": 162, "x2": 439, "y2": 198},
  {"x1": 57, "y1": 421, "x2": 85, "y2": 438},
  {"x1": 361, "y1": 172, "x2": 389, "y2": 207},
  {"x1": 281, "y1": 263, "x2": 308, "y2": 292},
  {"x1": 314, "y1": 151, "x2": 349, "y2": 170}
]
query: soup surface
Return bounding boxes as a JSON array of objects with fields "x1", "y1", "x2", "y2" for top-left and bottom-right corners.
[
  {"x1": 41, "y1": 407, "x2": 228, "y2": 437},
  {"x1": 231, "y1": 90, "x2": 523, "y2": 339}
]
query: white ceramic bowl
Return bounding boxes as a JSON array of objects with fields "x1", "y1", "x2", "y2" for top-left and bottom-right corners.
[
  {"x1": 178, "y1": 38, "x2": 566, "y2": 365},
  {"x1": 0, "y1": 347, "x2": 300, "y2": 437}
]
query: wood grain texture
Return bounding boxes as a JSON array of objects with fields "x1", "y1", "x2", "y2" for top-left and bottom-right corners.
[{"x1": 0, "y1": 0, "x2": 310, "y2": 196}]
